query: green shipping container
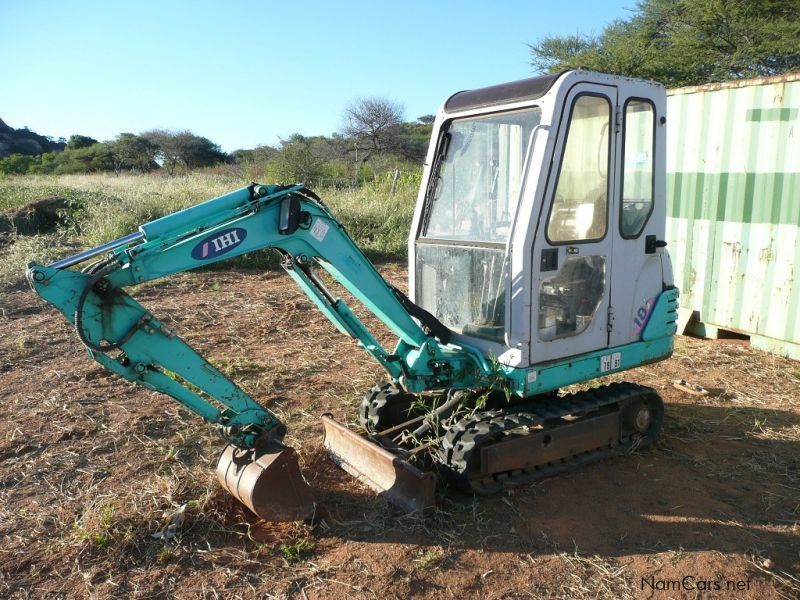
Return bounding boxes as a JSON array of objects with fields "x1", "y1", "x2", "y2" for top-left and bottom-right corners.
[{"x1": 666, "y1": 73, "x2": 800, "y2": 359}]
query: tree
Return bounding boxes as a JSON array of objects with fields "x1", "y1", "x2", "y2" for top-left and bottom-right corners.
[
  {"x1": 142, "y1": 129, "x2": 226, "y2": 175},
  {"x1": 29, "y1": 152, "x2": 59, "y2": 174},
  {"x1": 67, "y1": 134, "x2": 98, "y2": 150},
  {"x1": 528, "y1": 0, "x2": 800, "y2": 87},
  {"x1": 394, "y1": 122, "x2": 432, "y2": 162},
  {"x1": 417, "y1": 114, "x2": 436, "y2": 125},
  {"x1": 142, "y1": 129, "x2": 182, "y2": 175},
  {"x1": 342, "y1": 96, "x2": 405, "y2": 158},
  {"x1": 268, "y1": 134, "x2": 324, "y2": 183},
  {"x1": 174, "y1": 131, "x2": 226, "y2": 170},
  {"x1": 53, "y1": 144, "x2": 115, "y2": 174},
  {"x1": 111, "y1": 133, "x2": 158, "y2": 172},
  {"x1": 232, "y1": 145, "x2": 278, "y2": 165}
]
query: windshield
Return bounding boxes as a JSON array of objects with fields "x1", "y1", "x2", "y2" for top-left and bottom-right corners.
[
  {"x1": 416, "y1": 107, "x2": 540, "y2": 344},
  {"x1": 423, "y1": 107, "x2": 541, "y2": 244}
]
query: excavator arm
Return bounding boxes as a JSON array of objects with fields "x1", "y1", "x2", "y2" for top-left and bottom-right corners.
[
  {"x1": 26, "y1": 184, "x2": 491, "y2": 519},
  {"x1": 27, "y1": 184, "x2": 488, "y2": 448}
]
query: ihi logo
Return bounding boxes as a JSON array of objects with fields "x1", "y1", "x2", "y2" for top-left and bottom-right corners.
[{"x1": 191, "y1": 227, "x2": 247, "y2": 260}]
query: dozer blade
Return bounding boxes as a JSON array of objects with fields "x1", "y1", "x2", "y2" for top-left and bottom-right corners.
[
  {"x1": 216, "y1": 442, "x2": 316, "y2": 522},
  {"x1": 321, "y1": 415, "x2": 436, "y2": 513}
]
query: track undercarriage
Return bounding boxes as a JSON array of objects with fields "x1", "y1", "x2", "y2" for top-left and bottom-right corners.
[{"x1": 333, "y1": 381, "x2": 664, "y2": 503}]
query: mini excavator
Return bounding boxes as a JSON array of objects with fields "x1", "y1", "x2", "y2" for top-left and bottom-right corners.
[{"x1": 27, "y1": 71, "x2": 678, "y2": 520}]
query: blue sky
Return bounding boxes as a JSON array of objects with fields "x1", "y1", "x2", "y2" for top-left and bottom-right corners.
[{"x1": 2, "y1": 1, "x2": 634, "y2": 152}]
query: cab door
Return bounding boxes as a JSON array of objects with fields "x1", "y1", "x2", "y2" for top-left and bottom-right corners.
[
  {"x1": 608, "y1": 91, "x2": 664, "y2": 348},
  {"x1": 531, "y1": 84, "x2": 618, "y2": 362}
]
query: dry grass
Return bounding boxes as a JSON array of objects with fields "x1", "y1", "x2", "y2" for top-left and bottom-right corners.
[
  {"x1": 0, "y1": 172, "x2": 420, "y2": 289},
  {"x1": 1, "y1": 237, "x2": 798, "y2": 597}
]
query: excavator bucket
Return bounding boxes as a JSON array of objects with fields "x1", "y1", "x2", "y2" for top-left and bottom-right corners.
[
  {"x1": 216, "y1": 442, "x2": 316, "y2": 522},
  {"x1": 321, "y1": 415, "x2": 436, "y2": 512}
]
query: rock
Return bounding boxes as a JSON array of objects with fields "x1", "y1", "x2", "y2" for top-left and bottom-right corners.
[
  {"x1": 761, "y1": 558, "x2": 775, "y2": 570},
  {"x1": 151, "y1": 504, "x2": 187, "y2": 540},
  {"x1": 0, "y1": 196, "x2": 70, "y2": 235},
  {"x1": 11, "y1": 138, "x2": 42, "y2": 155}
]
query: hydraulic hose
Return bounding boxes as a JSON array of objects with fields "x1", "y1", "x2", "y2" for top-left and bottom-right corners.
[
  {"x1": 409, "y1": 390, "x2": 466, "y2": 438},
  {"x1": 81, "y1": 257, "x2": 116, "y2": 275}
]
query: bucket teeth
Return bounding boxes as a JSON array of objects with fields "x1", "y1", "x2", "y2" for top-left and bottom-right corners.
[{"x1": 216, "y1": 442, "x2": 316, "y2": 522}]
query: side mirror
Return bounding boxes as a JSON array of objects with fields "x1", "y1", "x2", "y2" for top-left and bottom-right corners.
[{"x1": 279, "y1": 196, "x2": 301, "y2": 235}]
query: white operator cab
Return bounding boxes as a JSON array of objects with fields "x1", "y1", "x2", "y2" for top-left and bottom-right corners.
[{"x1": 409, "y1": 70, "x2": 673, "y2": 370}]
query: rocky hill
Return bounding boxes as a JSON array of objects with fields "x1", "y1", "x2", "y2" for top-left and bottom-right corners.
[{"x1": 0, "y1": 117, "x2": 65, "y2": 158}]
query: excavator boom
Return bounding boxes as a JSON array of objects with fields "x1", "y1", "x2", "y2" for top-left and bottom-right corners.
[{"x1": 26, "y1": 184, "x2": 490, "y2": 519}]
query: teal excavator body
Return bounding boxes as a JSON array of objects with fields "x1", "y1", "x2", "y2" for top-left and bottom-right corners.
[
  {"x1": 27, "y1": 184, "x2": 495, "y2": 445},
  {"x1": 27, "y1": 71, "x2": 678, "y2": 520}
]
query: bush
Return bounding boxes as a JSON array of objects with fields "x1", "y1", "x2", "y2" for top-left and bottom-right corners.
[{"x1": 0, "y1": 154, "x2": 36, "y2": 175}]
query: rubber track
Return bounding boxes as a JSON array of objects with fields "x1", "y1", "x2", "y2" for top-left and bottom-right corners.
[
  {"x1": 359, "y1": 382, "x2": 414, "y2": 433},
  {"x1": 437, "y1": 382, "x2": 663, "y2": 495}
]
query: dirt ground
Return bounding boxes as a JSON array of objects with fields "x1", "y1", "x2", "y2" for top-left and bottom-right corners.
[{"x1": 1, "y1": 265, "x2": 798, "y2": 599}]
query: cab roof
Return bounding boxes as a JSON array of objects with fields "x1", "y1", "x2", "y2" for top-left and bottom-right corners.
[{"x1": 445, "y1": 71, "x2": 565, "y2": 113}]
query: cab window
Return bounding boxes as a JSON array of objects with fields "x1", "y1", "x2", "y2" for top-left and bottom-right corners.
[
  {"x1": 546, "y1": 95, "x2": 611, "y2": 243},
  {"x1": 423, "y1": 108, "x2": 541, "y2": 244},
  {"x1": 620, "y1": 99, "x2": 655, "y2": 238}
]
